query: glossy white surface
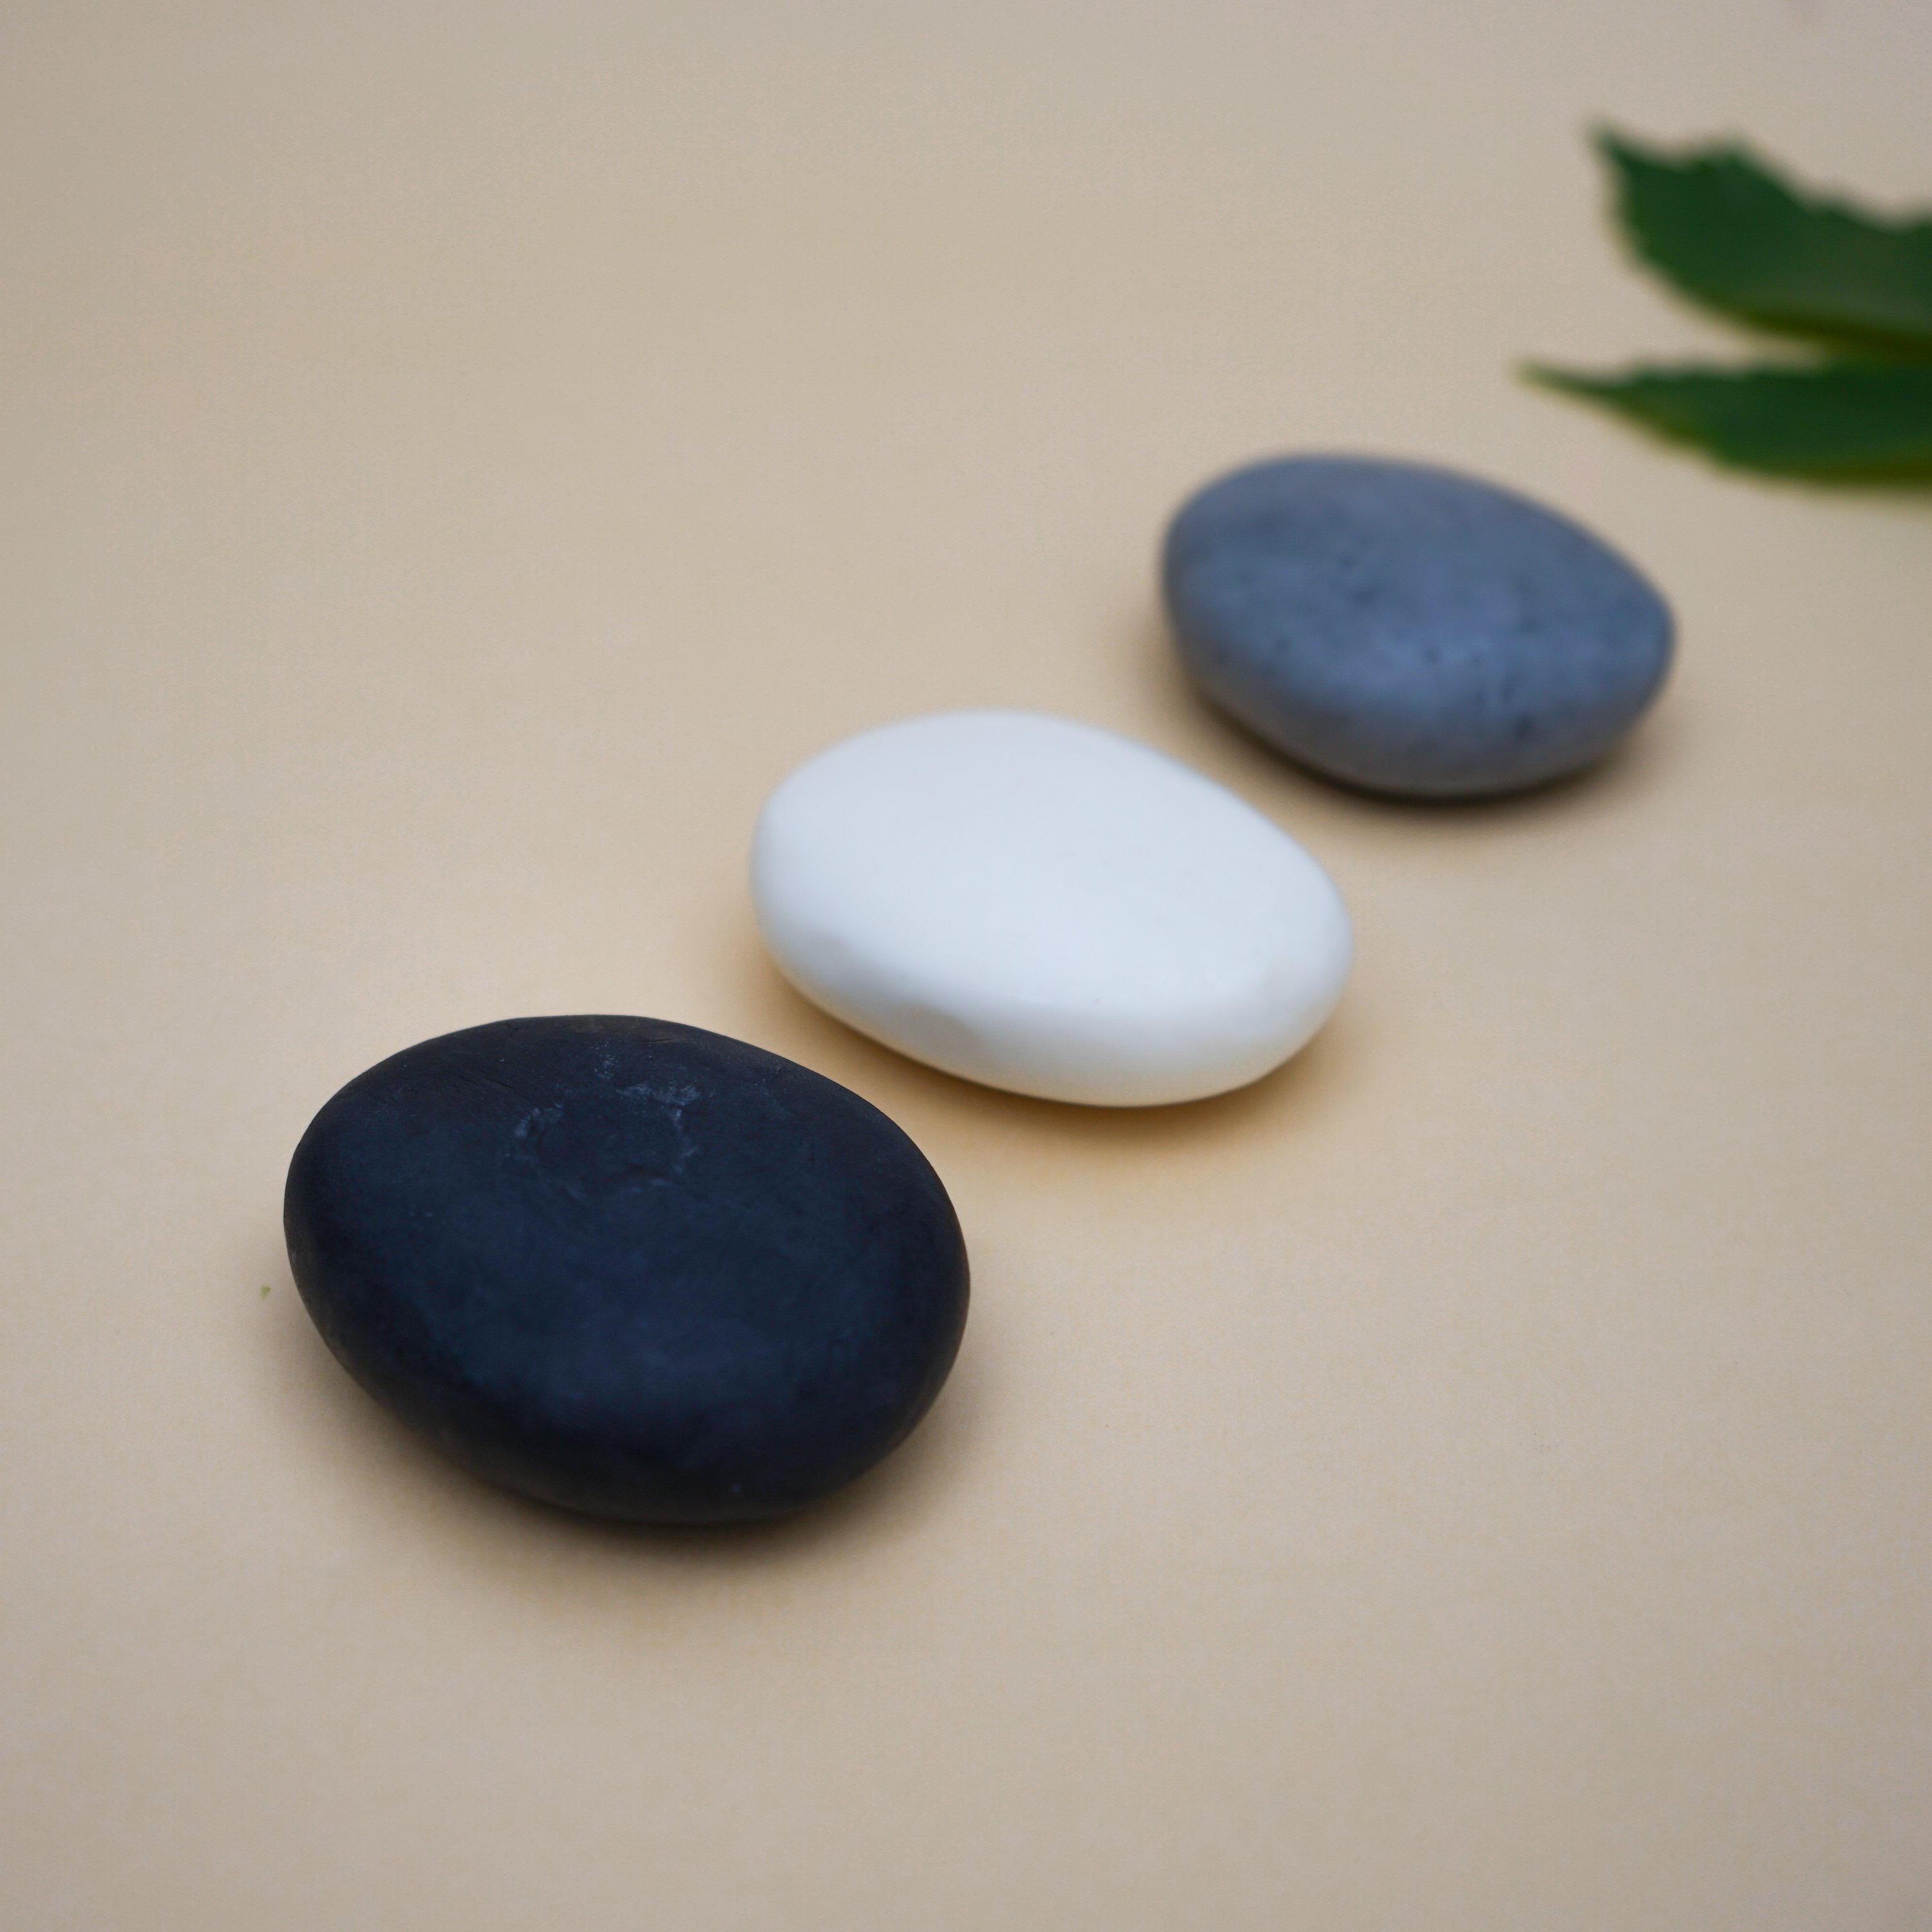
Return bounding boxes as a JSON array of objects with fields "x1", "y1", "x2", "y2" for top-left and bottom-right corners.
[{"x1": 751, "y1": 710, "x2": 1352, "y2": 1106}]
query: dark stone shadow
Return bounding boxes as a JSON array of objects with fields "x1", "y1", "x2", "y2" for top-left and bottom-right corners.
[
  {"x1": 744, "y1": 951, "x2": 1363, "y2": 1167},
  {"x1": 1131, "y1": 609, "x2": 1690, "y2": 835},
  {"x1": 245, "y1": 1226, "x2": 985, "y2": 1580}
]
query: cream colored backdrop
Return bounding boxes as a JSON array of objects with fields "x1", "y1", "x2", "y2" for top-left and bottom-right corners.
[{"x1": 5, "y1": 4, "x2": 1930, "y2": 1928}]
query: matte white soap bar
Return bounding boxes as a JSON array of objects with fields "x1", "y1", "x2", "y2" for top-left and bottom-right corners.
[{"x1": 751, "y1": 711, "x2": 1352, "y2": 1106}]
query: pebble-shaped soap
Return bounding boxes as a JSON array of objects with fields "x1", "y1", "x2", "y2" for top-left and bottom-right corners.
[
  {"x1": 284, "y1": 1016, "x2": 969, "y2": 1522},
  {"x1": 752, "y1": 710, "x2": 1352, "y2": 1106},
  {"x1": 1162, "y1": 455, "x2": 1674, "y2": 798}
]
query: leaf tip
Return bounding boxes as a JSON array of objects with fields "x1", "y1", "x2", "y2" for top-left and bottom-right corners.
[
  {"x1": 1519, "y1": 361, "x2": 1605, "y2": 397},
  {"x1": 1589, "y1": 122, "x2": 1645, "y2": 168}
]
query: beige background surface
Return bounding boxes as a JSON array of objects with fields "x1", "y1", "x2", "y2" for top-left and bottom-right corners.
[{"x1": 5, "y1": 3, "x2": 1931, "y2": 1927}]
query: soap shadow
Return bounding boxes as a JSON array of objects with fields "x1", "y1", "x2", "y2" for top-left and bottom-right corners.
[
  {"x1": 1133, "y1": 611, "x2": 1690, "y2": 834},
  {"x1": 249, "y1": 1233, "x2": 986, "y2": 1580},
  {"x1": 743, "y1": 947, "x2": 1365, "y2": 1163}
]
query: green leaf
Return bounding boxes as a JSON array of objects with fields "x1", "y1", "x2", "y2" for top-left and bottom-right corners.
[
  {"x1": 1525, "y1": 360, "x2": 1932, "y2": 480},
  {"x1": 1600, "y1": 130, "x2": 1932, "y2": 357}
]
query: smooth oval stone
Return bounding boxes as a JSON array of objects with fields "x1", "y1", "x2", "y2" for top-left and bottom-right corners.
[
  {"x1": 284, "y1": 1016, "x2": 969, "y2": 1523},
  {"x1": 1162, "y1": 454, "x2": 1674, "y2": 798},
  {"x1": 752, "y1": 710, "x2": 1352, "y2": 1107}
]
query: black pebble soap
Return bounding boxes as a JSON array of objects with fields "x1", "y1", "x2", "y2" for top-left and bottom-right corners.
[{"x1": 284, "y1": 1016, "x2": 970, "y2": 1523}]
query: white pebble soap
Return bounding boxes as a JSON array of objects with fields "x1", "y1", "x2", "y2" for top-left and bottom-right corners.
[{"x1": 750, "y1": 711, "x2": 1351, "y2": 1106}]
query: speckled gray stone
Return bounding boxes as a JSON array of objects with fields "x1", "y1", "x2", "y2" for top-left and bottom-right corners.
[{"x1": 1161, "y1": 455, "x2": 1674, "y2": 799}]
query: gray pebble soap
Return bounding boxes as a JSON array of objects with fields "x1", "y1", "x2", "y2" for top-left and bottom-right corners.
[
  {"x1": 1162, "y1": 454, "x2": 1674, "y2": 799},
  {"x1": 284, "y1": 1016, "x2": 969, "y2": 1523}
]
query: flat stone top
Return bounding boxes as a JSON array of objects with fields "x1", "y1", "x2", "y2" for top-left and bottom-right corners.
[{"x1": 756, "y1": 710, "x2": 1343, "y2": 1018}]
